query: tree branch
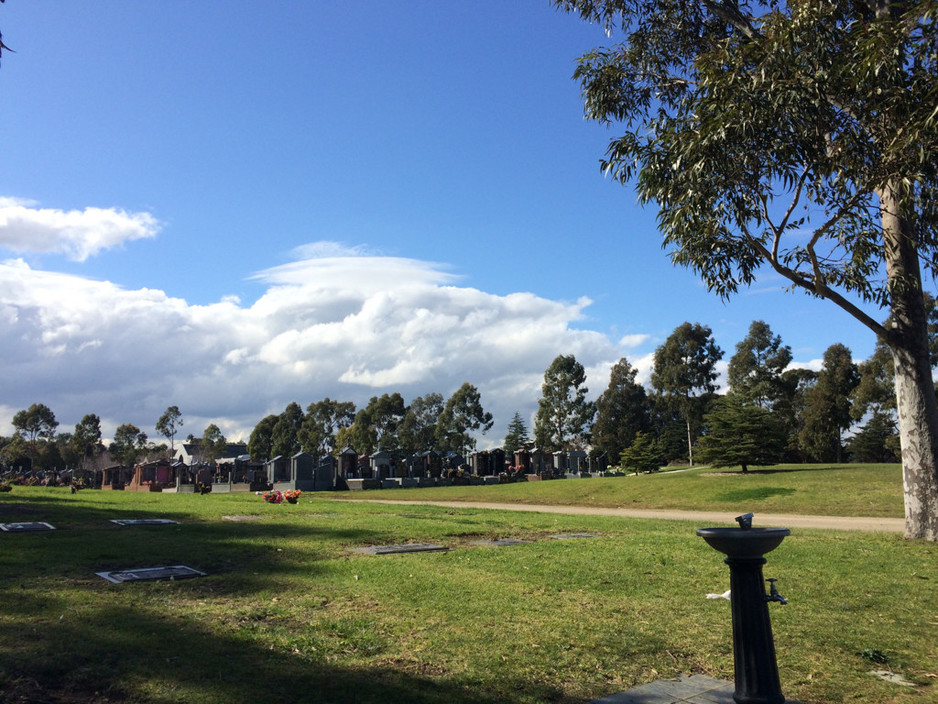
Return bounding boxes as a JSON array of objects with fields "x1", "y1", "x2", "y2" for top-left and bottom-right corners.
[
  {"x1": 749, "y1": 237, "x2": 888, "y2": 337},
  {"x1": 698, "y1": 0, "x2": 762, "y2": 40}
]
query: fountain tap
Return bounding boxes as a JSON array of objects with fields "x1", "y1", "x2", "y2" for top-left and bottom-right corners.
[
  {"x1": 735, "y1": 513, "x2": 754, "y2": 529},
  {"x1": 765, "y1": 578, "x2": 787, "y2": 605}
]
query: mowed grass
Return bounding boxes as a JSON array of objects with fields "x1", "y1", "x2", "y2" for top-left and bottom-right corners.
[
  {"x1": 0, "y1": 479, "x2": 933, "y2": 704},
  {"x1": 358, "y1": 464, "x2": 906, "y2": 518}
]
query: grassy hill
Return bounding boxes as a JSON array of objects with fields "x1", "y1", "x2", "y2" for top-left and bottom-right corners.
[{"x1": 351, "y1": 463, "x2": 905, "y2": 518}]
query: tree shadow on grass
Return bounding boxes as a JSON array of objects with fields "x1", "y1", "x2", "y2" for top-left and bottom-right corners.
[
  {"x1": 0, "y1": 590, "x2": 570, "y2": 704},
  {"x1": 705, "y1": 464, "x2": 878, "y2": 476}
]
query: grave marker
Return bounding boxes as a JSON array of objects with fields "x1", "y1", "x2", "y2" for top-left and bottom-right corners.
[
  {"x1": 96, "y1": 565, "x2": 206, "y2": 583},
  {"x1": 0, "y1": 522, "x2": 56, "y2": 532},
  {"x1": 351, "y1": 543, "x2": 449, "y2": 555},
  {"x1": 110, "y1": 518, "x2": 179, "y2": 526}
]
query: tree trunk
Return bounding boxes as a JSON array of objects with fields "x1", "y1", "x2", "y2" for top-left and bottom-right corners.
[
  {"x1": 685, "y1": 414, "x2": 694, "y2": 466},
  {"x1": 881, "y1": 184, "x2": 938, "y2": 540}
]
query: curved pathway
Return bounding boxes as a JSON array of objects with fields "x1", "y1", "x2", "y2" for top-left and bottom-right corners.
[{"x1": 334, "y1": 498, "x2": 904, "y2": 533}]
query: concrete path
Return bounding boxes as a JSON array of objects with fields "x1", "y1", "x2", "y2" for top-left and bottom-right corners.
[{"x1": 335, "y1": 498, "x2": 904, "y2": 533}]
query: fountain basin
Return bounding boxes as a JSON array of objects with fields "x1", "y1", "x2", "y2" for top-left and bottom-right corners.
[{"x1": 696, "y1": 527, "x2": 790, "y2": 559}]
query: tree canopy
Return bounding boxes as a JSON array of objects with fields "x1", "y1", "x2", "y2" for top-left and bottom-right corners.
[
  {"x1": 110, "y1": 424, "x2": 147, "y2": 467},
  {"x1": 557, "y1": 0, "x2": 938, "y2": 538},
  {"x1": 697, "y1": 394, "x2": 787, "y2": 473},
  {"x1": 435, "y1": 383, "x2": 494, "y2": 455},
  {"x1": 156, "y1": 406, "x2": 183, "y2": 453},
  {"x1": 728, "y1": 321, "x2": 793, "y2": 408}
]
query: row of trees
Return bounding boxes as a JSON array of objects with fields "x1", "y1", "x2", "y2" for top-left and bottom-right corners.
[
  {"x1": 246, "y1": 383, "x2": 494, "y2": 463},
  {"x1": 0, "y1": 403, "x2": 230, "y2": 474},
  {"x1": 522, "y1": 319, "x2": 903, "y2": 475}
]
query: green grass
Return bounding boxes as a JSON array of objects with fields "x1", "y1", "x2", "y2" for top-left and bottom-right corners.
[
  {"x1": 354, "y1": 463, "x2": 905, "y2": 518},
  {"x1": 0, "y1": 482, "x2": 934, "y2": 704}
]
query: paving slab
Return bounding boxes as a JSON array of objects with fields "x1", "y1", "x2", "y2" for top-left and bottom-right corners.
[
  {"x1": 0, "y1": 521, "x2": 56, "y2": 532},
  {"x1": 589, "y1": 675, "x2": 804, "y2": 704},
  {"x1": 589, "y1": 675, "x2": 734, "y2": 704}
]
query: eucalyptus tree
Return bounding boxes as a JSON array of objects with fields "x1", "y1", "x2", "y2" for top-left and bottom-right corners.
[
  {"x1": 342, "y1": 394, "x2": 406, "y2": 455},
  {"x1": 248, "y1": 414, "x2": 278, "y2": 462},
  {"x1": 555, "y1": 0, "x2": 938, "y2": 537},
  {"x1": 156, "y1": 406, "x2": 183, "y2": 454},
  {"x1": 71, "y1": 413, "x2": 103, "y2": 471},
  {"x1": 435, "y1": 383, "x2": 494, "y2": 456},
  {"x1": 651, "y1": 322, "x2": 723, "y2": 465},
  {"x1": 200, "y1": 424, "x2": 227, "y2": 466},
  {"x1": 299, "y1": 398, "x2": 356, "y2": 457},
  {"x1": 110, "y1": 424, "x2": 148, "y2": 467},
  {"x1": 12, "y1": 403, "x2": 58, "y2": 469},
  {"x1": 271, "y1": 402, "x2": 304, "y2": 459},
  {"x1": 398, "y1": 393, "x2": 444, "y2": 455},
  {"x1": 534, "y1": 354, "x2": 595, "y2": 452}
]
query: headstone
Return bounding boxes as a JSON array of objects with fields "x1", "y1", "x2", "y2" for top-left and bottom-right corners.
[
  {"x1": 0, "y1": 521, "x2": 56, "y2": 532},
  {"x1": 96, "y1": 565, "x2": 207, "y2": 583},
  {"x1": 222, "y1": 515, "x2": 264, "y2": 521}
]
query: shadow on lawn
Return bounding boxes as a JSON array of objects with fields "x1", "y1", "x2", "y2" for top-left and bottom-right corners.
[{"x1": 0, "y1": 590, "x2": 565, "y2": 704}]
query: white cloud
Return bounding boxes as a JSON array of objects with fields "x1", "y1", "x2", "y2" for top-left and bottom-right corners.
[
  {"x1": 0, "y1": 200, "x2": 160, "y2": 261},
  {"x1": 0, "y1": 246, "x2": 641, "y2": 446}
]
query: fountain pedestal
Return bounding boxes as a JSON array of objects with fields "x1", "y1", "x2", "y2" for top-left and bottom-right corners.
[{"x1": 697, "y1": 525, "x2": 790, "y2": 704}]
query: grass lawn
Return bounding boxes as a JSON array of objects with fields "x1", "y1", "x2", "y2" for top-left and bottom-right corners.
[
  {"x1": 350, "y1": 463, "x2": 907, "y2": 518},
  {"x1": 0, "y1": 478, "x2": 934, "y2": 704}
]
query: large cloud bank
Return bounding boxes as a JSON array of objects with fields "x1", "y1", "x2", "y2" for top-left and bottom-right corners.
[{"x1": 0, "y1": 241, "x2": 642, "y2": 444}]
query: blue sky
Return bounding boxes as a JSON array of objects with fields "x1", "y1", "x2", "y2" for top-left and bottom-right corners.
[{"x1": 0, "y1": 1, "x2": 887, "y2": 447}]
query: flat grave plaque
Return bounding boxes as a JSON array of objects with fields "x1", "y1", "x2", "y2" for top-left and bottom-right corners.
[
  {"x1": 550, "y1": 533, "x2": 599, "y2": 540},
  {"x1": 96, "y1": 565, "x2": 207, "y2": 584},
  {"x1": 0, "y1": 522, "x2": 56, "y2": 532},
  {"x1": 110, "y1": 519, "x2": 179, "y2": 526},
  {"x1": 351, "y1": 543, "x2": 450, "y2": 555},
  {"x1": 222, "y1": 515, "x2": 264, "y2": 521}
]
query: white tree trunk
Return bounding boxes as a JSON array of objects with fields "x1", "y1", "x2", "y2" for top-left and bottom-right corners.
[
  {"x1": 892, "y1": 343, "x2": 938, "y2": 540},
  {"x1": 881, "y1": 184, "x2": 938, "y2": 540}
]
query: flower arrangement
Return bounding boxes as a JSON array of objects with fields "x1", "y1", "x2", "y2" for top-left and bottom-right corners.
[
  {"x1": 283, "y1": 489, "x2": 302, "y2": 503},
  {"x1": 262, "y1": 490, "x2": 284, "y2": 504}
]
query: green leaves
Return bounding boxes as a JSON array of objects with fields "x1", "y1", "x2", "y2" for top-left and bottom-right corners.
[{"x1": 561, "y1": 0, "x2": 938, "y2": 327}]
